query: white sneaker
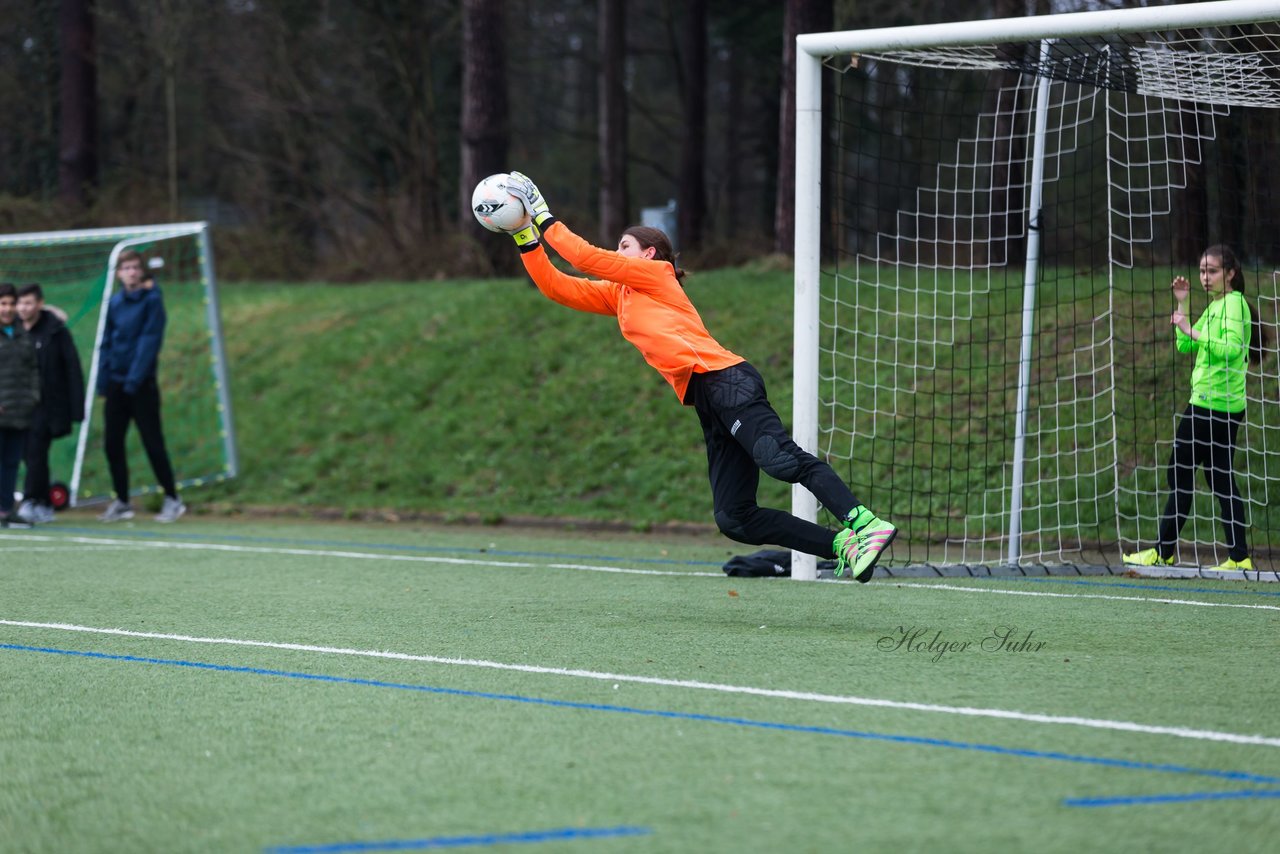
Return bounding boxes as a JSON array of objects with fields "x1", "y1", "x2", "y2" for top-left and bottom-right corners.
[
  {"x1": 15, "y1": 502, "x2": 36, "y2": 524},
  {"x1": 32, "y1": 503, "x2": 56, "y2": 524},
  {"x1": 98, "y1": 499, "x2": 135, "y2": 522},
  {"x1": 155, "y1": 496, "x2": 186, "y2": 523}
]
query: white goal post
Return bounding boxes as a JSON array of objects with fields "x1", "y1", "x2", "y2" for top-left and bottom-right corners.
[
  {"x1": 0, "y1": 222, "x2": 237, "y2": 507},
  {"x1": 792, "y1": 0, "x2": 1280, "y2": 579}
]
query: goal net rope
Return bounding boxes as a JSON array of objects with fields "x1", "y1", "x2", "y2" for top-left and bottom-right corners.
[{"x1": 804, "y1": 5, "x2": 1280, "y2": 570}]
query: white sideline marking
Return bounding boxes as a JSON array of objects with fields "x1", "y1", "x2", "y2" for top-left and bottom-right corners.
[
  {"x1": 0, "y1": 545, "x2": 135, "y2": 553},
  {"x1": 0, "y1": 533, "x2": 720, "y2": 578},
  {"x1": 4, "y1": 533, "x2": 1276, "y2": 612},
  {"x1": 903, "y1": 583, "x2": 1280, "y2": 612},
  {"x1": 3, "y1": 533, "x2": 1275, "y2": 612},
  {"x1": 2, "y1": 618, "x2": 1279, "y2": 749}
]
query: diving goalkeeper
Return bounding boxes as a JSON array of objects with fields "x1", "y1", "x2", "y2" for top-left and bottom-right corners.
[{"x1": 501, "y1": 172, "x2": 896, "y2": 581}]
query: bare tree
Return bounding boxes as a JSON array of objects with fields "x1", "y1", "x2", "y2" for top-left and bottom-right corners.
[
  {"x1": 774, "y1": 0, "x2": 832, "y2": 256},
  {"x1": 1248, "y1": 108, "x2": 1280, "y2": 262},
  {"x1": 141, "y1": 0, "x2": 204, "y2": 220},
  {"x1": 58, "y1": 0, "x2": 97, "y2": 208},
  {"x1": 597, "y1": 0, "x2": 628, "y2": 243},
  {"x1": 1173, "y1": 105, "x2": 1209, "y2": 264},
  {"x1": 460, "y1": 0, "x2": 509, "y2": 231},
  {"x1": 676, "y1": 0, "x2": 707, "y2": 252},
  {"x1": 984, "y1": 0, "x2": 1031, "y2": 267}
]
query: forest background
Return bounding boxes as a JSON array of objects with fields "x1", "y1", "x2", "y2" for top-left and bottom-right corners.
[{"x1": 0, "y1": 0, "x2": 1081, "y2": 280}]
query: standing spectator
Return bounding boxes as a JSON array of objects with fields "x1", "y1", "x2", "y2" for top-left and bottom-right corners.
[
  {"x1": 96, "y1": 250, "x2": 185, "y2": 523},
  {"x1": 15, "y1": 284, "x2": 85, "y2": 524},
  {"x1": 1123, "y1": 244, "x2": 1270, "y2": 571},
  {"x1": 0, "y1": 283, "x2": 40, "y2": 527}
]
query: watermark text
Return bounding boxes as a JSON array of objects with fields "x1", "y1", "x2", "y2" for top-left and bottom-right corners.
[{"x1": 877, "y1": 625, "x2": 1046, "y2": 663}]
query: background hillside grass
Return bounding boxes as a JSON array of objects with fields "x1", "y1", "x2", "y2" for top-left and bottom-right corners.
[
  {"x1": 193, "y1": 265, "x2": 1280, "y2": 548},
  {"x1": 202, "y1": 266, "x2": 797, "y2": 528}
]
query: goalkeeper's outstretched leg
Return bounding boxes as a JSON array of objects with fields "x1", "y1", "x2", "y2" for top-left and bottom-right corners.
[{"x1": 496, "y1": 170, "x2": 897, "y2": 580}]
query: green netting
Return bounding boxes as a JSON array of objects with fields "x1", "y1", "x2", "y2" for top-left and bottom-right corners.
[
  {"x1": 820, "y1": 22, "x2": 1280, "y2": 568},
  {"x1": 0, "y1": 224, "x2": 235, "y2": 505}
]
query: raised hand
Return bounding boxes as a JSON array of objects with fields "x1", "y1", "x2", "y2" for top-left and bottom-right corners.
[
  {"x1": 507, "y1": 171, "x2": 553, "y2": 226},
  {"x1": 1170, "y1": 275, "x2": 1191, "y2": 305}
]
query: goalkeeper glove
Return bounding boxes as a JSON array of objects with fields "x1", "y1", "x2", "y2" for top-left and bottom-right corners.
[
  {"x1": 507, "y1": 171, "x2": 554, "y2": 228},
  {"x1": 510, "y1": 221, "x2": 540, "y2": 252}
]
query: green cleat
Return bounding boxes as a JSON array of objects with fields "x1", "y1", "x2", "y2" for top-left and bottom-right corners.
[
  {"x1": 1121, "y1": 548, "x2": 1172, "y2": 567},
  {"x1": 1209, "y1": 557, "x2": 1253, "y2": 572},
  {"x1": 833, "y1": 514, "x2": 898, "y2": 583}
]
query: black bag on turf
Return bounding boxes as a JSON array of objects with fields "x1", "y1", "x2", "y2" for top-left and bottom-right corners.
[
  {"x1": 721, "y1": 549, "x2": 840, "y2": 577},
  {"x1": 722, "y1": 549, "x2": 792, "y2": 577}
]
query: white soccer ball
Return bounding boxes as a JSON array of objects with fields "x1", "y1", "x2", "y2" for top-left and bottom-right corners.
[{"x1": 471, "y1": 173, "x2": 528, "y2": 233}]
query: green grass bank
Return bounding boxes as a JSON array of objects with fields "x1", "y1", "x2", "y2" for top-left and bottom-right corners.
[
  {"x1": 200, "y1": 265, "x2": 797, "y2": 528},
  {"x1": 177, "y1": 263, "x2": 1280, "y2": 551}
]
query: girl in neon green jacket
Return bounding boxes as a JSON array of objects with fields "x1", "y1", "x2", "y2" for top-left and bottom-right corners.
[{"x1": 1124, "y1": 245, "x2": 1269, "y2": 572}]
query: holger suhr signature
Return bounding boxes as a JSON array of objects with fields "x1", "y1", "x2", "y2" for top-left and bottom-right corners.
[{"x1": 877, "y1": 625, "x2": 1046, "y2": 662}]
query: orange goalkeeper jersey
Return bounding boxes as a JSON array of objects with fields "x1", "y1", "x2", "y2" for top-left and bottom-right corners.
[{"x1": 521, "y1": 220, "x2": 744, "y2": 402}]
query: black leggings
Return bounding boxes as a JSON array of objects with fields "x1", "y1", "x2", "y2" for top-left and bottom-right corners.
[
  {"x1": 686, "y1": 362, "x2": 859, "y2": 558},
  {"x1": 103, "y1": 378, "x2": 178, "y2": 500},
  {"x1": 1157, "y1": 403, "x2": 1248, "y2": 561},
  {"x1": 0, "y1": 426, "x2": 24, "y2": 514},
  {"x1": 22, "y1": 418, "x2": 54, "y2": 505}
]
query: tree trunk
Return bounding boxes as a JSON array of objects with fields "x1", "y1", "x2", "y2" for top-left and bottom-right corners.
[
  {"x1": 677, "y1": 0, "x2": 707, "y2": 253},
  {"x1": 1219, "y1": 115, "x2": 1247, "y2": 257},
  {"x1": 1251, "y1": 109, "x2": 1280, "y2": 262},
  {"x1": 58, "y1": 0, "x2": 97, "y2": 208},
  {"x1": 166, "y1": 62, "x2": 178, "y2": 220},
  {"x1": 1173, "y1": 106, "x2": 1209, "y2": 266},
  {"x1": 984, "y1": 0, "x2": 1029, "y2": 269},
  {"x1": 598, "y1": 0, "x2": 628, "y2": 244},
  {"x1": 723, "y1": 43, "x2": 742, "y2": 237},
  {"x1": 460, "y1": 0, "x2": 509, "y2": 235},
  {"x1": 774, "y1": 0, "x2": 832, "y2": 256}
]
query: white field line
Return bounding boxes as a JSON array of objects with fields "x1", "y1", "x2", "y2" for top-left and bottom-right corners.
[
  {"x1": 0, "y1": 533, "x2": 720, "y2": 578},
  {"x1": 3, "y1": 617, "x2": 1279, "y2": 749},
  {"x1": 902, "y1": 583, "x2": 1280, "y2": 612},
  {"x1": 3, "y1": 532, "x2": 1276, "y2": 613},
  {"x1": 1, "y1": 545, "x2": 136, "y2": 553}
]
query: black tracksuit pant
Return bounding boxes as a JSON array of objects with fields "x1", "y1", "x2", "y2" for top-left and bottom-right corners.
[
  {"x1": 22, "y1": 415, "x2": 54, "y2": 505},
  {"x1": 103, "y1": 377, "x2": 178, "y2": 500},
  {"x1": 0, "y1": 427, "x2": 24, "y2": 514},
  {"x1": 1158, "y1": 403, "x2": 1248, "y2": 561},
  {"x1": 685, "y1": 362, "x2": 859, "y2": 559}
]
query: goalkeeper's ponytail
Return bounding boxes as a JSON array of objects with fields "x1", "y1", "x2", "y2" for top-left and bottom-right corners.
[
  {"x1": 623, "y1": 225, "x2": 686, "y2": 283},
  {"x1": 1205, "y1": 244, "x2": 1271, "y2": 365}
]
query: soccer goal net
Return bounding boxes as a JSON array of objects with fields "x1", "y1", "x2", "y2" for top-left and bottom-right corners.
[
  {"x1": 792, "y1": 0, "x2": 1280, "y2": 577},
  {"x1": 0, "y1": 222, "x2": 237, "y2": 507}
]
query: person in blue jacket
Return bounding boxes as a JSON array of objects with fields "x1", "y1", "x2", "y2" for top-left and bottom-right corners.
[{"x1": 96, "y1": 250, "x2": 185, "y2": 522}]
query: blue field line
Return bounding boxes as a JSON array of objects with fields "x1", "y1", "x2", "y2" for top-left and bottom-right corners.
[
  {"x1": 5, "y1": 642, "x2": 1279, "y2": 787},
  {"x1": 1064, "y1": 788, "x2": 1280, "y2": 807},
  {"x1": 263, "y1": 825, "x2": 652, "y2": 853},
  {"x1": 46, "y1": 526, "x2": 725, "y2": 568}
]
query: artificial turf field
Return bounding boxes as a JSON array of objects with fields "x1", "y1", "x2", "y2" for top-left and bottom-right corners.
[{"x1": 2, "y1": 515, "x2": 1278, "y2": 853}]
